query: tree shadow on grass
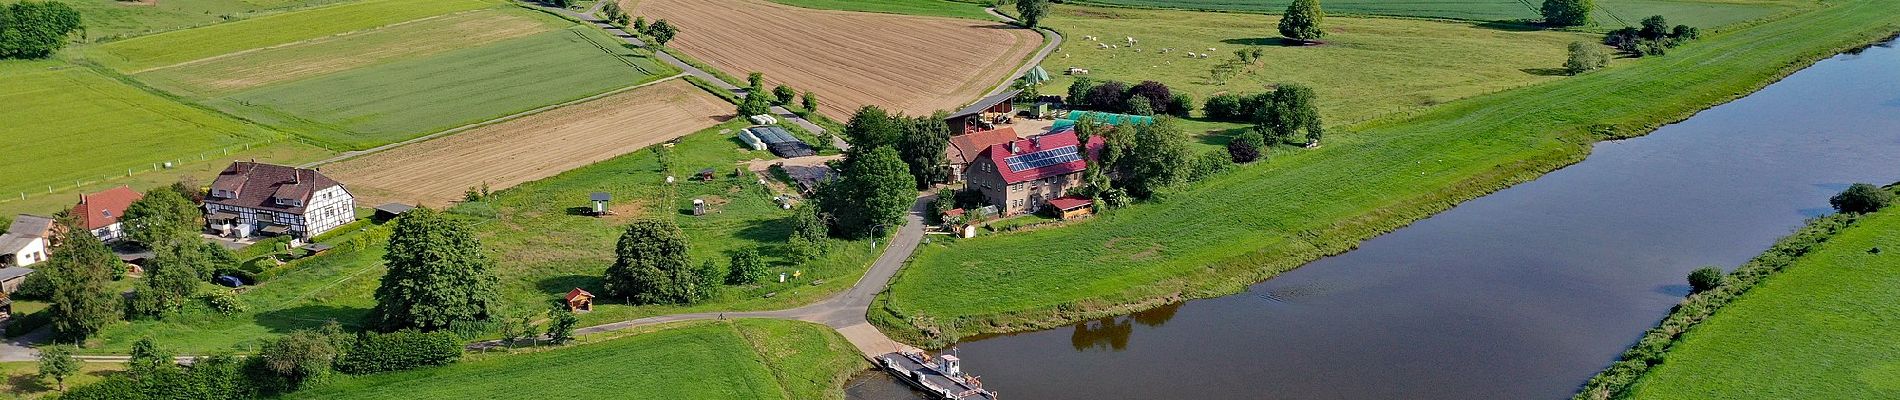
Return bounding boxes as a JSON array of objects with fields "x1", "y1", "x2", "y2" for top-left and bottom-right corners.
[
  {"x1": 6, "y1": 372, "x2": 50, "y2": 396},
  {"x1": 564, "y1": 206, "x2": 595, "y2": 216},
  {"x1": 1473, "y1": 20, "x2": 1547, "y2": 32},
  {"x1": 1521, "y1": 68, "x2": 1572, "y2": 77},
  {"x1": 536, "y1": 274, "x2": 602, "y2": 297},
  {"x1": 1219, "y1": 37, "x2": 1303, "y2": 46},
  {"x1": 252, "y1": 305, "x2": 369, "y2": 334}
]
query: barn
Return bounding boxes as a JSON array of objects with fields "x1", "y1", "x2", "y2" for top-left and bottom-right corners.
[{"x1": 946, "y1": 89, "x2": 1022, "y2": 134}]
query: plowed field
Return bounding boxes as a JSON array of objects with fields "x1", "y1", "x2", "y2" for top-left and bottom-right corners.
[{"x1": 631, "y1": 0, "x2": 1039, "y2": 119}]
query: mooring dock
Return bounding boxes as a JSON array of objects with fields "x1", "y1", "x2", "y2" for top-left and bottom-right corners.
[{"x1": 876, "y1": 350, "x2": 998, "y2": 400}]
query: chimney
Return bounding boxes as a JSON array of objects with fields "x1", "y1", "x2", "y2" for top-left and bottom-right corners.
[
  {"x1": 1030, "y1": 136, "x2": 1040, "y2": 148},
  {"x1": 1006, "y1": 141, "x2": 1018, "y2": 154}
]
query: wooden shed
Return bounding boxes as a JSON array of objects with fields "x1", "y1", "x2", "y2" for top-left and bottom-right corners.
[{"x1": 565, "y1": 288, "x2": 594, "y2": 312}]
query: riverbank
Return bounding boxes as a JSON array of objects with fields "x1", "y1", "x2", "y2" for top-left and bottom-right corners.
[
  {"x1": 1586, "y1": 186, "x2": 1900, "y2": 399},
  {"x1": 874, "y1": 0, "x2": 1900, "y2": 346}
]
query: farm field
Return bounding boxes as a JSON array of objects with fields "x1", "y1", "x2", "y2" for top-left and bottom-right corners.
[
  {"x1": 875, "y1": 0, "x2": 1900, "y2": 343},
  {"x1": 49, "y1": 0, "x2": 350, "y2": 41},
  {"x1": 80, "y1": 0, "x2": 498, "y2": 73},
  {"x1": 1034, "y1": 6, "x2": 1595, "y2": 126},
  {"x1": 1070, "y1": 0, "x2": 1806, "y2": 30},
  {"x1": 1628, "y1": 205, "x2": 1900, "y2": 399},
  {"x1": 0, "y1": 59, "x2": 328, "y2": 210},
  {"x1": 767, "y1": 0, "x2": 996, "y2": 20},
  {"x1": 326, "y1": 78, "x2": 729, "y2": 208},
  {"x1": 83, "y1": 123, "x2": 878, "y2": 354},
  {"x1": 292, "y1": 320, "x2": 861, "y2": 400},
  {"x1": 631, "y1": 0, "x2": 1040, "y2": 119}
]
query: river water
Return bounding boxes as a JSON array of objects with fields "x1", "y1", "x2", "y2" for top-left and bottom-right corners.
[{"x1": 852, "y1": 39, "x2": 1900, "y2": 399}]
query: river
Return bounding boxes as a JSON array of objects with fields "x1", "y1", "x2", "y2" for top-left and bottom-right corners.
[{"x1": 852, "y1": 38, "x2": 1900, "y2": 399}]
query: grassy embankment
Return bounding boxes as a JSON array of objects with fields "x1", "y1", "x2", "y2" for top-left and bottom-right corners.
[
  {"x1": 873, "y1": 0, "x2": 1900, "y2": 345},
  {"x1": 1613, "y1": 190, "x2": 1900, "y2": 399},
  {"x1": 80, "y1": 122, "x2": 878, "y2": 354},
  {"x1": 1068, "y1": 0, "x2": 1808, "y2": 30},
  {"x1": 292, "y1": 320, "x2": 861, "y2": 400}
]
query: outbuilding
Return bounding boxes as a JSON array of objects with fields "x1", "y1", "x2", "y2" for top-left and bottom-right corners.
[
  {"x1": 946, "y1": 89, "x2": 1022, "y2": 134},
  {"x1": 565, "y1": 288, "x2": 595, "y2": 312}
]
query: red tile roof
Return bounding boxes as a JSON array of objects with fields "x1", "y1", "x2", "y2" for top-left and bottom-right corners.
[
  {"x1": 72, "y1": 186, "x2": 143, "y2": 231},
  {"x1": 1048, "y1": 196, "x2": 1092, "y2": 211},
  {"x1": 206, "y1": 162, "x2": 344, "y2": 215},
  {"x1": 978, "y1": 128, "x2": 1104, "y2": 185},
  {"x1": 945, "y1": 127, "x2": 1019, "y2": 165},
  {"x1": 565, "y1": 288, "x2": 594, "y2": 302}
]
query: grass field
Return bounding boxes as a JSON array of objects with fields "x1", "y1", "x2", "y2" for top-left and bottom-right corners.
[
  {"x1": 84, "y1": 123, "x2": 877, "y2": 353},
  {"x1": 81, "y1": 0, "x2": 499, "y2": 73},
  {"x1": 1627, "y1": 207, "x2": 1900, "y2": 399},
  {"x1": 39, "y1": 0, "x2": 350, "y2": 41},
  {"x1": 292, "y1": 320, "x2": 862, "y2": 400},
  {"x1": 767, "y1": 0, "x2": 996, "y2": 20},
  {"x1": 1034, "y1": 5, "x2": 1593, "y2": 127},
  {"x1": 0, "y1": 360, "x2": 123, "y2": 399},
  {"x1": 1069, "y1": 0, "x2": 1807, "y2": 30},
  {"x1": 0, "y1": 59, "x2": 328, "y2": 208},
  {"x1": 875, "y1": 0, "x2": 1900, "y2": 344}
]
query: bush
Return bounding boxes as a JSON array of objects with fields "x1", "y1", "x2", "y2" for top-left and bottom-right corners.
[
  {"x1": 1829, "y1": 183, "x2": 1892, "y2": 214},
  {"x1": 1565, "y1": 41, "x2": 1609, "y2": 75},
  {"x1": 1687, "y1": 266, "x2": 1723, "y2": 293},
  {"x1": 1083, "y1": 80, "x2": 1129, "y2": 112},
  {"x1": 15, "y1": 271, "x2": 51, "y2": 300},
  {"x1": 1125, "y1": 81, "x2": 1173, "y2": 115},
  {"x1": 204, "y1": 290, "x2": 245, "y2": 315},
  {"x1": 1227, "y1": 131, "x2": 1265, "y2": 163},
  {"x1": 1168, "y1": 93, "x2": 1195, "y2": 117},
  {"x1": 4, "y1": 310, "x2": 49, "y2": 338},
  {"x1": 1204, "y1": 93, "x2": 1249, "y2": 121},
  {"x1": 1187, "y1": 150, "x2": 1233, "y2": 182},
  {"x1": 335, "y1": 330, "x2": 464, "y2": 374},
  {"x1": 1541, "y1": 0, "x2": 1591, "y2": 27}
]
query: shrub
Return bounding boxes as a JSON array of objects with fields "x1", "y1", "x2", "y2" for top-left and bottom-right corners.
[
  {"x1": 15, "y1": 271, "x2": 51, "y2": 300},
  {"x1": 726, "y1": 249, "x2": 767, "y2": 285},
  {"x1": 335, "y1": 330, "x2": 464, "y2": 374},
  {"x1": 1829, "y1": 183, "x2": 1892, "y2": 214},
  {"x1": 1187, "y1": 151, "x2": 1233, "y2": 182},
  {"x1": 1127, "y1": 96, "x2": 1155, "y2": 116},
  {"x1": 204, "y1": 290, "x2": 245, "y2": 315},
  {"x1": 1125, "y1": 81, "x2": 1173, "y2": 115},
  {"x1": 1083, "y1": 80, "x2": 1130, "y2": 112},
  {"x1": 1168, "y1": 93, "x2": 1195, "y2": 118},
  {"x1": 1227, "y1": 131, "x2": 1265, "y2": 163},
  {"x1": 772, "y1": 85, "x2": 797, "y2": 105},
  {"x1": 1204, "y1": 93, "x2": 1249, "y2": 121},
  {"x1": 1565, "y1": 41, "x2": 1609, "y2": 75},
  {"x1": 1687, "y1": 266, "x2": 1723, "y2": 293}
]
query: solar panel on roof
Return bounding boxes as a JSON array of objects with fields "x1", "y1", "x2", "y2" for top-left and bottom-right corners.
[{"x1": 1004, "y1": 145, "x2": 1080, "y2": 172}]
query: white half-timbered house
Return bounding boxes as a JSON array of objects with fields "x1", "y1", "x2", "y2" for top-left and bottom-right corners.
[{"x1": 204, "y1": 162, "x2": 355, "y2": 240}]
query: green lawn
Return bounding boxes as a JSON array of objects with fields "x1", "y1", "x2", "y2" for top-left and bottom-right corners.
[
  {"x1": 197, "y1": 26, "x2": 670, "y2": 149},
  {"x1": 291, "y1": 320, "x2": 862, "y2": 400},
  {"x1": 0, "y1": 360, "x2": 123, "y2": 399},
  {"x1": 876, "y1": 0, "x2": 1900, "y2": 344},
  {"x1": 1032, "y1": 6, "x2": 1594, "y2": 127},
  {"x1": 80, "y1": 0, "x2": 499, "y2": 73},
  {"x1": 84, "y1": 122, "x2": 876, "y2": 353},
  {"x1": 767, "y1": 0, "x2": 996, "y2": 20},
  {"x1": 1069, "y1": 0, "x2": 1805, "y2": 30},
  {"x1": 1627, "y1": 207, "x2": 1900, "y2": 399},
  {"x1": 41, "y1": 0, "x2": 351, "y2": 42},
  {"x1": 0, "y1": 59, "x2": 327, "y2": 207}
]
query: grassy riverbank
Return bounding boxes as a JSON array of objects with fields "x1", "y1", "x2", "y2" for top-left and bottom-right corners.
[
  {"x1": 293, "y1": 320, "x2": 863, "y2": 399},
  {"x1": 1613, "y1": 192, "x2": 1900, "y2": 399},
  {"x1": 874, "y1": 0, "x2": 1900, "y2": 345}
]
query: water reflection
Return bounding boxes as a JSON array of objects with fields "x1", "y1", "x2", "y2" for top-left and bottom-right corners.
[{"x1": 1070, "y1": 302, "x2": 1182, "y2": 351}]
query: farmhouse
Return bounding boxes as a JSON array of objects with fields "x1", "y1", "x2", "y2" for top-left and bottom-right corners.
[
  {"x1": 72, "y1": 186, "x2": 143, "y2": 242},
  {"x1": 943, "y1": 127, "x2": 1020, "y2": 182},
  {"x1": 964, "y1": 128, "x2": 1103, "y2": 216},
  {"x1": 946, "y1": 89, "x2": 1021, "y2": 134},
  {"x1": 204, "y1": 162, "x2": 356, "y2": 240},
  {"x1": 0, "y1": 214, "x2": 56, "y2": 268}
]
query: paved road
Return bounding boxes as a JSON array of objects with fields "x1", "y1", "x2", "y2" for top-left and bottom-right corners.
[{"x1": 982, "y1": 7, "x2": 1065, "y2": 99}]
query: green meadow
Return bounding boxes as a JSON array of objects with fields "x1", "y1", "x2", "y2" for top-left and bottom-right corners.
[
  {"x1": 768, "y1": 0, "x2": 996, "y2": 20},
  {"x1": 81, "y1": 0, "x2": 498, "y2": 73},
  {"x1": 81, "y1": 123, "x2": 877, "y2": 354},
  {"x1": 1628, "y1": 206, "x2": 1900, "y2": 399},
  {"x1": 45, "y1": 0, "x2": 350, "y2": 41},
  {"x1": 1071, "y1": 0, "x2": 1806, "y2": 30},
  {"x1": 876, "y1": 0, "x2": 1900, "y2": 344},
  {"x1": 292, "y1": 320, "x2": 862, "y2": 400}
]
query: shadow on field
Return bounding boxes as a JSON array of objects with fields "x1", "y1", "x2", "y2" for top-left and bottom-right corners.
[
  {"x1": 254, "y1": 305, "x2": 370, "y2": 333},
  {"x1": 6, "y1": 372, "x2": 50, "y2": 395},
  {"x1": 537, "y1": 274, "x2": 602, "y2": 296},
  {"x1": 1521, "y1": 68, "x2": 1571, "y2": 76},
  {"x1": 1220, "y1": 37, "x2": 1298, "y2": 46},
  {"x1": 1473, "y1": 20, "x2": 1547, "y2": 32}
]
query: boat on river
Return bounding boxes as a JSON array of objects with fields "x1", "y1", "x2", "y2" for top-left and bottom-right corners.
[{"x1": 876, "y1": 349, "x2": 997, "y2": 400}]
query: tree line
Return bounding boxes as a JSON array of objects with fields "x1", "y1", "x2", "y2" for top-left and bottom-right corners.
[
  {"x1": 0, "y1": 1, "x2": 82, "y2": 59},
  {"x1": 1065, "y1": 78, "x2": 1194, "y2": 118}
]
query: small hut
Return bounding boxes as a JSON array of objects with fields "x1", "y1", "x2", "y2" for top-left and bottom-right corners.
[
  {"x1": 692, "y1": 199, "x2": 707, "y2": 216},
  {"x1": 695, "y1": 168, "x2": 717, "y2": 181},
  {"x1": 564, "y1": 288, "x2": 594, "y2": 312},
  {"x1": 589, "y1": 192, "x2": 612, "y2": 216}
]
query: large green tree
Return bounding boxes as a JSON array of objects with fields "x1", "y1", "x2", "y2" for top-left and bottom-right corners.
[
  {"x1": 121, "y1": 187, "x2": 200, "y2": 249},
  {"x1": 36, "y1": 344, "x2": 78, "y2": 392},
  {"x1": 1254, "y1": 83, "x2": 1323, "y2": 145},
  {"x1": 370, "y1": 208, "x2": 500, "y2": 332},
  {"x1": 787, "y1": 203, "x2": 827, "y2": 261},
  {"x1": 1120, "y1": 118, "x2": 1192, "y2": 198},
  {"x1": 1830, "y1": 183, "x2": 1892, "y2": 214},
  {"x1": 128, "y1": 243, "x2": 207, "y2": 319},
  {"x1": 725, "y1": 249, "x2": 766, "y2": 284},
  {"x1": 643, "y1": 19, "x2": 678, "y2": 47},
  {"x1": 45, "y1": 216, "x2": 120, "y2": 342},
  {"x1": 602, "y1": 219, "x2": 703, "y2": 304},
  {"x1": 1278, "y1": 0, "x2": 1324, "y2": 42},
  {"x1": 896, "y1": 114, "x2": 952, "y2": 189},
  {"x1": 1541, "y1": 0, "x2": 1592, "y2": 27},
  {"x1": 820, "y1": 146, "x2": 914, "y2": 239},
  {"x1": 842, "y1": 106, "x2": 900, "y2": 149},
  {"x1": 0, "y1": 1, "x2": 83, "y2": 60},
  {"x1": 1015, "y1": 0, "x2": 1048, "y2": 29}
]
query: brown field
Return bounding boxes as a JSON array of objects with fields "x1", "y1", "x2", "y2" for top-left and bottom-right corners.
[
  {"x1": 323, "y1": 79, "x2": 731, "y2": 207},
  {"x1": 631, "y1": 0, "x2": 1040, "y2": 119}
]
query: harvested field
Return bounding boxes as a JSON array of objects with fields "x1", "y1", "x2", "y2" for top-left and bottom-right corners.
[
  {"x1": 323, "y1": 79, "x2": 730, "y2": 207},
  {"x1": 632, "y1": 0, "x2": 1040, "y2": 119}
]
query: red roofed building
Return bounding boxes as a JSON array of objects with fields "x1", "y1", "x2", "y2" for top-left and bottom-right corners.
[
  {"x1": 565, "y1": 288, "x2": 594, "y2": 312},
  {"x1": 204, "y1": 162, "x2": 355, "y2": 240},
  {"x1": 964, "y1": 128, "x2": 1104, "y2": 216},
  {"x1": 72, "y1": 186, "x2": 143, "y2": 242},
  {"x1": 944, "y1": 127, "x2": 1020, "y2": 182}
]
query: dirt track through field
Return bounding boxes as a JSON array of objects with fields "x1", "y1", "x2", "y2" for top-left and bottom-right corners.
[
  {"x1": 631, "y1": 0, "x2": 1039, "y2": 119},
  {"x1": 324, "y1": 79, "x2": 731, "y2": 207}
]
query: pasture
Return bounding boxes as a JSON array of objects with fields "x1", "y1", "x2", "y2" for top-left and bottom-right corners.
[
  {"x1": 1037, "y1": 6, "x2": 1593, "y2": 126},
  {"x1": 0, "y1": 60, "x2": 327, "y2": 209},
  {"x1": 292, "y1": 320, "x2": 861, "y2": 400},
  {"x1": 83, "y1": 123, "x2": 877, "y2": 353},
  {"x1": 768, "y1": 0, "x2": 996, "y2": 20},
  {"x1": 50, "y1": 0, "x2": 349, "y2": 41},
  {"x1": 1070, "y1": 0, "x2": 1806, "y2": 30},
  {"x1": 632, "y1": 0, "x2": 1040, "y2": 119},
  {"x1": 877, "y1": 0, "x2": 1900, "y2": 343},
  {"x1": 326, "y1": 78, "x2": 730, "y2": 208},
  {"x1": 1628, "y1": 207, "x2": 1900, "y2": 399},
  {"x1": 80, "y1": 0, "x2": 499, "y2": 73}
]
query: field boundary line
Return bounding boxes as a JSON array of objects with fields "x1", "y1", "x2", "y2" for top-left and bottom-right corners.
[
  {"x1": 301, "y1": 73, "x2": 687, "y2": 168},
  {"x1": 128, "y1": 9, "x2": 492, "y2": 74}
]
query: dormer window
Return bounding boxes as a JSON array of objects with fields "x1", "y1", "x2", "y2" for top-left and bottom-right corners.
[
  {"x1": 275, "y1": 197, "x2": 302, "y2": 207},
  {"x1": 212, "y1": 190, "x2": 235, "y2": 199},
  {"x1": 101, "y1": 210, "x2": 111, "y2": 217}
]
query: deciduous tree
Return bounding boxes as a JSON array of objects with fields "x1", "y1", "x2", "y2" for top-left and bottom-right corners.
[
  {"x1": 1687, "y1": 266, "x2": 1723, "y2": 293},
  {"x1": 1565, "y1": 41, "x2": 1610, "y2": 75},
  {"x1": 371, "y1": 208, "x2": 500, "y2": 332},
  {"x1": 819, "y1": 147, "x2": 914, "y2": 239},
  {"x1": 1227, "y1": 131, "x2": 1265, "y2": 163},
  {"x1": 122, "y1": 187, "x2": 199, "y2": 249},
  {"x1": 45, "y1": 216, "x2": 120, "y2": 342},
  {"x1": 1253, "y1": 83, "x2": 1323, "y2": 145},
  {"x1": 0, "y1": 1, "x2": 83, "y2": 60},
  {"x1": 788, "y1": 203, "x2": 827, "y2": 261},
  {"x1": 895, "y1": 114, "x2": 951, "y2": 189},
  {"x1": 643, "y1": 19, "x2": 677, "y2": 47},
  {"x1": 1083, "y1": 80, "x2": 1129, "y2": 112},
  {"x1": 1015, "y1": 0, "x2": 1048, "y2": 29},
  {"x1": 545, "y1": 305, "x2": 578, "y2": 344},
  {"x1": 772, "y1": 85, "x2": 796, "y2": 105},
  {"x1": 725, "y1": 249, "x2": 766, "y2": 284},
  {"x1": 1830, "y1": 183, "x2": 1892, "y2": 214},
  {"x1": 602, "y1": 219, "x2": 697, "y2": 304},
  {"x1": 1278, "y1": 0, "x2": 1324, "y2": 42},
  {"x1": 1120, "y1": 118, "x2": 1191, "y2": 198},
  {"x1": 1541, "y1": 0, "x2": 1591, "y2": 27},
  {"x1": 801, "y1": 91, "x2": 819, "y2": 114},
  {"x1": 37, "y1": 344, "x2": 77, "y2": 392},
  {"x1": 1125, "y1": 81, "x2": 1173, "y2": 115}
]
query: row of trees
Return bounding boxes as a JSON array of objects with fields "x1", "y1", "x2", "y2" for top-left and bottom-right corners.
[
  {"x1": 1066, "y1": 78, "x2": 1193, "y2": 117},
  {"x1": 1605, "y1": 16, "x2": 1698, "y2": 56},
  {"x1": 0, "y1": 1, "x2": 82, "y2": 59},
  {"x1": 1204, "y1": 83, "x2": 1323, "y2": 147},
  {"x1": 1072, "y1": 117, "x2": 1193, "y2": 202},
  {"x1": 737, "y1": 72, "x2": 820, "y2": 117}
]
